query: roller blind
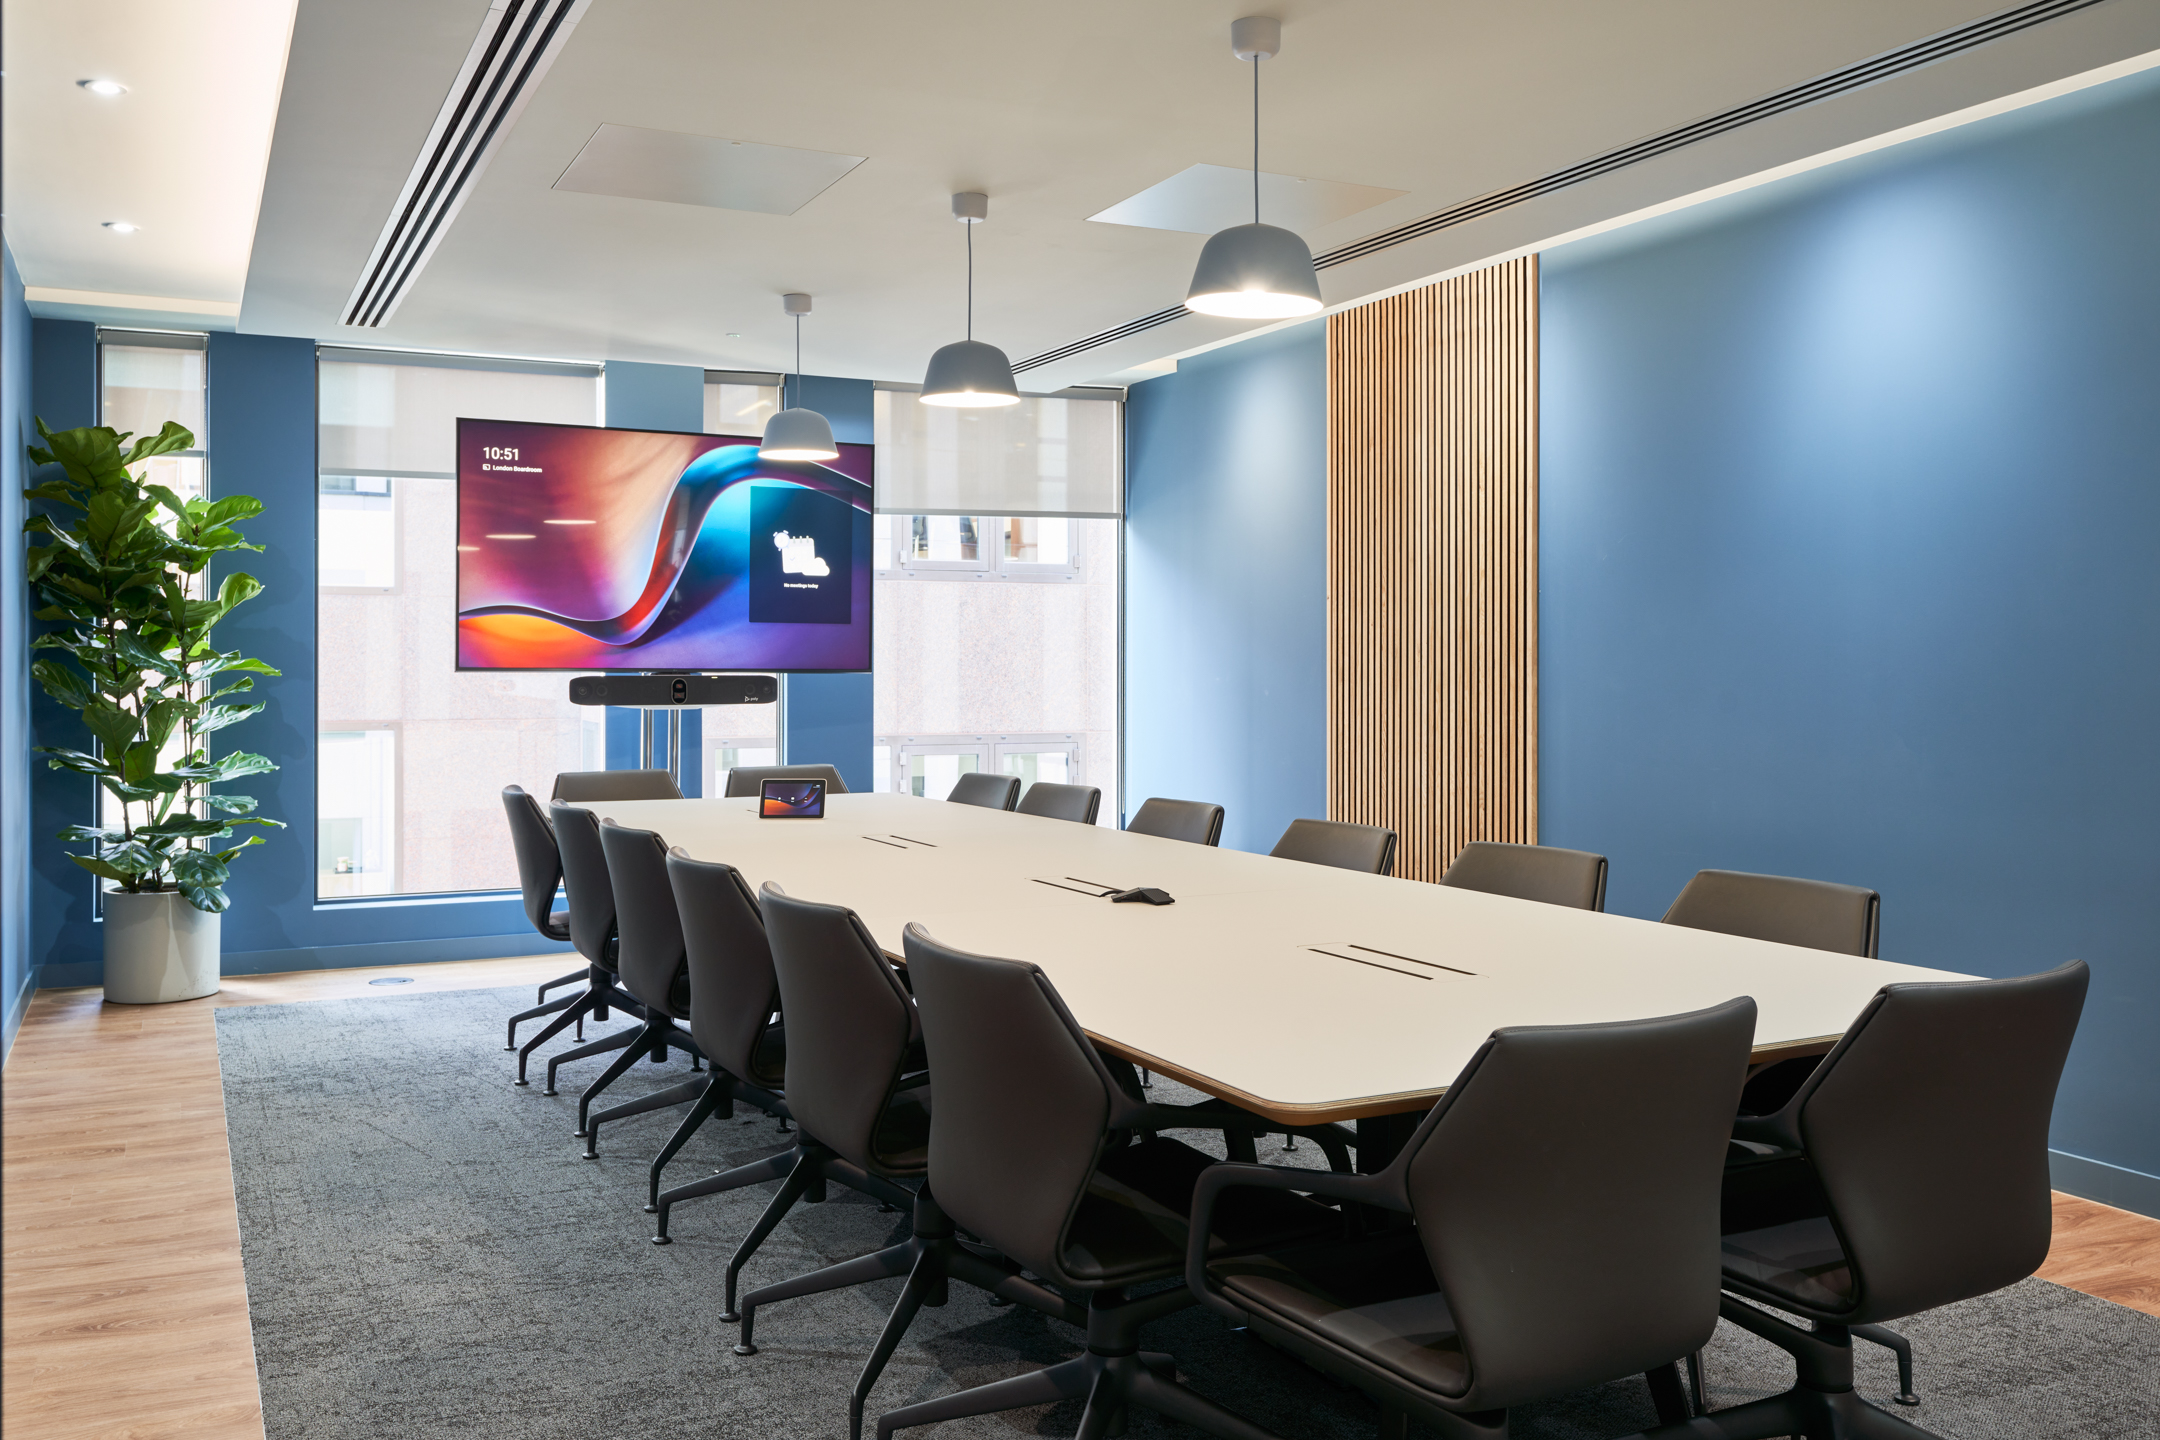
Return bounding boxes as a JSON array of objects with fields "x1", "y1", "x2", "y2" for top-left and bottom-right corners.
[
  {"x1": 873, "y1": 390, "x2": 1120, "y2": 518},
  {"x1": 318, "y1": 354, "x2": 600, "y2": 477}
]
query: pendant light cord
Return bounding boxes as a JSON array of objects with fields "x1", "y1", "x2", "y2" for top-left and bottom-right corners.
[
  {"x1": 792, "y1": 313, "x2": 802, "y2": 409},
  {"x1": 966, "y1": 218, "x2": 974, "y2": 343},
  {"x1": 1252, "y1": 55, "x2": 1261, "y2": 225}
]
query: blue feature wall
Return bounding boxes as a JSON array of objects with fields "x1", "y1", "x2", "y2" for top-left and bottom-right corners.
[
  {"x1": 2, "y1": 246, "x2": 32, "y2": 1055},
  {"x1": 1124, "y1": 321, "x2": 1327, "y2": 850},
  {"x1": 1540, "y1": 69, "x2": 2160, "y2": 1205},
  {"x1": 782, "y1": 374, "x2": 874, "y2": 792}
]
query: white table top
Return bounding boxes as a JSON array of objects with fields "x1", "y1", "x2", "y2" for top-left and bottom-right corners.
[{"x1": 577, "y1": 793, "x2": 1973, "y2": 1124}]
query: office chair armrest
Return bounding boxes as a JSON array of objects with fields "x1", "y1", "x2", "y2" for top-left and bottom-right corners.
[
  {"x1": 1182, "y1": 1161, "x2": 1407, "y2": 1324},
  {"x1": 1730, "y1": 1109, "x2": 1803, "y2": 1152}
]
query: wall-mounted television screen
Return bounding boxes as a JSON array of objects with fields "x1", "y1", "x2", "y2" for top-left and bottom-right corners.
[{"x1": 454, "y1": 418, "x2": 872, "y2": 672}]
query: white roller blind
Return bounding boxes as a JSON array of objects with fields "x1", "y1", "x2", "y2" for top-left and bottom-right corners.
[
  {"x1": 874, "y1": 390, "x2": 1120, "y2": 518},
  {"x1": 319, "y1": 358, "x2": 599, "y2": 476}
]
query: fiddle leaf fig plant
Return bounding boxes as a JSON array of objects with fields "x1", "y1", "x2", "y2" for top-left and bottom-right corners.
[{"x1": 24, "y1": 417, "x2": 284, "y2": 912}]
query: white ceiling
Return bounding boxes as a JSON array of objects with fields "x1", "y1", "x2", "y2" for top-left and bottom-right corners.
[{"x1": 9, "y1": 0, "x2": 2159, "y2": 386}]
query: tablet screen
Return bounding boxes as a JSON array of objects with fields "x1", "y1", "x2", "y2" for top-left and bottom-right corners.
[{"x1": 760, "y1": 778, "x2": 826, "y2": 818}]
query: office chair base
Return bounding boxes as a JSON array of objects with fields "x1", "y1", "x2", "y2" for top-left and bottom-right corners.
[
  {"x1": 572, "y1": 1015, "x2": 700, "y2": 1139},
  {"x1": 505, "y1": 989, "x2": 578, "y2": 1050},
  {"x1": 876, "y1": 1288, "x2": 1264, "y2": 1440},
  {"x1": 539, "y1": 1024, "x2": 637, "y2": 1095}
]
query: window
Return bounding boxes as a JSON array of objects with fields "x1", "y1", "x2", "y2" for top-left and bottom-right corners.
[
  {"x1": 316, "y1": 353, "x2": 602, "y2": 899},
  {"x1": 704, "y1": 371, "x2": 782, "y2": 437},
  {"x1": 873, "y1": 390, "x2": 1121, "y2": 824}
]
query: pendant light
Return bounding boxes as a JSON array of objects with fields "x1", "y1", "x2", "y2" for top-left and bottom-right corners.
[
  {"x1": 920, "y1": 192, "x2": 1021, "y2": 407},
  {"x1": 759, "y1": 292, "x2": 840, "y2": 461},
  {"x1": 1184, "y1": 16, "x2": 1323, "y2": 320}
]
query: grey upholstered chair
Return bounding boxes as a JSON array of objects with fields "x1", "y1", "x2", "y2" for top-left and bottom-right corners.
[
  {"x1": 1015, "y1": 781, "x2": 1101, "y2": 824},
  {"x1": 578, "y1": 820, "x2": 709, "y2": 1155},
  {"x1": 551, "y1": 768, "x2": 682, "y2": 802},
  {"x1": 946, "y1": 771, "x2": 1019, "y2": 810},
  {"x1": 514, "y1": 801, "x2": 647, "y2": 1089},
  {"x1": 877, "y1": 924, "x2": 1338, "y2": 1440},
  {"x1": 1663, "y1": 869, "x2": 1879, "y2": 957},
  {"x1": 1620, "y1": 961, "x2": 2089, "y2": 1440},
  {"x1": 1440, "y1": 840, "x2": 1608, "y2": 911},
  {"x1": 499, "y1": 785, "x2": 586, "y2": 1051},
  {"x1": 644, "y1": 850, "x2": 791, "y2": 1228},
  {"x1": 1270, "y1": 817, "x2": 1397, "y2": 876},
  {"x1": 1188, "y1": 998, "x2": 1758, "y2": 1440},
  {"x1": 1126, "y1": 797, "x2": 1225, "y2": 846},
  {"x1": 724, "y1": 763, "x2": 848, "y2": 797},
  {"x1": 733, "y1": 888, "x2": 1086, "y2": 1440}
]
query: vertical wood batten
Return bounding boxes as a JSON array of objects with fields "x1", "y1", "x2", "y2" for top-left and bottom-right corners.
[{"x1": 1325, "y1": 257, "x2": 1537, "y2": 882}]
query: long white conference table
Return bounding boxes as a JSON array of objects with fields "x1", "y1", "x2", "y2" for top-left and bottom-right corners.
[{"x1": 582, "y1": 793, "x2": 1972, "y2": 1129}]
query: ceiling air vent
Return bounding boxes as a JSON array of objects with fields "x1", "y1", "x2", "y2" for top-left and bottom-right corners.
[
  {"x1": 1012, "y1": 0, "x2": 2112, "y2": 373},
  {"x1": 341, "y1": 0, "x2": 592, "y2": 328}
]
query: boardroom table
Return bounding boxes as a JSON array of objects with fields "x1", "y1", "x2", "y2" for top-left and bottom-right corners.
[{"x1": 579, "y1": 793, "x2": 1972, "y2": 1139}]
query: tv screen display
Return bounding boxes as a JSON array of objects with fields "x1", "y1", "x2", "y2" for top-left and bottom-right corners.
[{"x1": 455, "y1": 419, "x2": 872, "y2": 672}]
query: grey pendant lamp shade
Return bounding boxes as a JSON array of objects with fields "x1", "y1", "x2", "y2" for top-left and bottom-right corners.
[
  {"x1": 1185, "y1": 17, "x2": 1323, "y2": 320},
  {"x1": 760, "y1": 292, "x2": 840, "y2": 460},
  {"x1": 920, "y1": 192, "x2": 1020, "y2": 407}
]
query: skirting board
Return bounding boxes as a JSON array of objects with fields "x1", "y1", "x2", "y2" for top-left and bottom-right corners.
[
  {"x1": 32, "y1": 931, "x2": 574, "y2": 991},
  {"x1": 2050, "y1": 1149, "x2": 2160, "y2": 1222},
  {"x1": 2, "y1": 965, "x2": 37, "y2": 1068}
]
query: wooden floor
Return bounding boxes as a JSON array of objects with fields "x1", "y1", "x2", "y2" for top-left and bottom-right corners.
[{"x1": 4, "y1": 957, "x2": 2157, "y2": 1439}]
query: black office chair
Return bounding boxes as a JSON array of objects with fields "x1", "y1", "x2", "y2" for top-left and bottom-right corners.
[
  {"x1": 724, "y1": 763, "x2": 848, "y2": 797},
  {"x1": 552, "y1": 768, "x2": 682, "y2": 802},
  {"x1": 499, "y1": 785, "x2": 588, "y2": 1051},
  {"x1": 877, "y1": 924, "x2": 1341, "y2": 1440},
  {"x1": 945, "y1": 771, "x2": 1019, "y2": 810},
  {"x1": 1270, "y1": 818, "x2": 1397, "y2": 876},
  {"x1": 1623, "y1": 961, "x2": 2089, "y2": 1440},
  {"x1": 646, "y1": 850, "x2": 791, "y2": 1233},
  {"x1": 1015, "y1": 781, "x2": 1100, "y2": 825},
  {"x1": 1126, "y1": 797, "x2": 1225, "y2": 846},
  {"x1": 1187, "y1": 998, "x2": 1758, "y2": 1440},
  {"x1": 1440, "y1": 840, "x2": 1608, "y2": 911},
  {"x1": 510, "y1": 801, "x2": 647, "y2": 1089},
  {"x1": 732, "y1": 887, "x2": 1090, "y2": 1440},
  {"x1": 576, "y1": 820, "x2": 710, "y2": 1155}
]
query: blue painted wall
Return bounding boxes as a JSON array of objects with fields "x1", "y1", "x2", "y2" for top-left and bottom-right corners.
[
  {"x1": 782, "y1": 375, "x2": 874, "y2": 787},
  {"x1": 1540, "y1": 70, "x2": 2160, "y2": 1192},
  {"x1": 1123, "y1": 321, "x2": 1328, "y2": 849},
  {"x1": 2, "y1": 246, "x2": 33, "y2": 1055}
]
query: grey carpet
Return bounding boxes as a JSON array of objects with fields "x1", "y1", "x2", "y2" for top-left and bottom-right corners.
[{"x1": 216, "y1": 987, "x2": 2160, "y2": 1439}]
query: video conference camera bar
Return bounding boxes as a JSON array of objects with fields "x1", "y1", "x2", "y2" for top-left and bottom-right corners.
[{"x1": 567, "y1": 674, "x2": 779, "y2": 708}]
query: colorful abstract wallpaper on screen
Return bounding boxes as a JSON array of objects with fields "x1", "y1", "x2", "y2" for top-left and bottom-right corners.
[{"x1": 455, "y1": 419, "x2": 873, "y2": 672}]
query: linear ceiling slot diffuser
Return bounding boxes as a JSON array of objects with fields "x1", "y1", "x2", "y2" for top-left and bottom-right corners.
[
  {"x1": 341, "y1": 0, "x2": 592, "y2": 328},
  {"x1": 1011, "y1": 0, "x2": 2111, "y2": 373}
]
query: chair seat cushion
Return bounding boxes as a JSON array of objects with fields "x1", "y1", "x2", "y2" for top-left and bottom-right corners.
[
  {"x1": 749, "y1": 1022, "x2": 785, "y2": 1090},
  {"x1": 546, "y1": 909, "x2": 572, "y2": 941},
  {"x1": 870, "y1": 1083, "x2": 932, "y2": 1174},
  {"x1": 1722, "y1": 1217, "x2": 1854, "y2": 1311},
  {"x1": 1058, "y1": 1137, "x2": 1336, "y2": 1286},
  {"x1": 1211, "y1": 1231, "x2": 1469, "y2": 1399}
]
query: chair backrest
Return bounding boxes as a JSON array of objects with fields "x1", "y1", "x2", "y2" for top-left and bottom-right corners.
[
  {"x1": 1795, "y1": 960, "x2": 2087, "y2": 1323},
  {"x1": 1662, "y1": 869, "x2": 1879, "y2": 957},
  {"x1": 723, "y1": 764, "x2": 848, "y2": 798},
  {"x1": 760, "y1": 883, "x2": 919, "y2": 1169},
  {"x1": 551, "y1": 768, "x2": 682, "y2": 802},
  {"x1": 903, "y1": 923, "x2": 1117, "y2": 1286},
  {"x1": 1395, "y1": 998, "x2": 1756, "y2": 1411},
  {"x1": 1441, "y1": 841, "x2": 1607, "y2": 912},
  {"x1": 1270, "y1": 818, "x2": 1397, "y2": 876},
  {"x1": 548, "y1": 801, "x2": 620, "y2": 969},
  {"x1": 667, "y1": 849, "x2": 781, "y2": 1082},
  {"x1": 501, "y1": 786, "x2": 565, "y2": 938},
  {"x1": 946, "y1": 772, "x2": 1020, "y2": 810},
  {"x1": 596, "y1": 820, "x2": 690, "y2": 1017},
  {"x1": 1015, "y1": 782, "x2": 1101, "y2": 825},
  {"x1": 1126, "y1": 797, "x2": 1225, "y2": 847}
]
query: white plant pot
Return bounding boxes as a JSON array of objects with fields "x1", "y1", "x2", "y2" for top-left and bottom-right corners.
[{"x1": 102, "y1": 888, "x2": 222, "y2": 1004}]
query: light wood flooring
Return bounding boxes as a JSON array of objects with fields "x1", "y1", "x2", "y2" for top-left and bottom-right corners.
[{"x1": 4, "y1": 956, "x2": 2157, "y2": 1439}]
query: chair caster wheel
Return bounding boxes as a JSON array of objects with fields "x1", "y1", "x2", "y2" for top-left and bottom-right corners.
[
  {"x1": 542, "y1": 1088, "x2": 558, "y2": 1097},
  {"x1": 503, "y1": 1045, "x2": 516, "y2": 1052},
  {"x1": 720, "y1": 1310, "x2": 739, "y2": 1324},
  {"x1": 513, "y1": 1079, "x2": 530, "y2": 1087},
  {"x1": 732, "y1": 1342, "x2": 757, "y2": 1356},
  {"x1": 644, "y1": 1203, "x2": 659, "y2": 1214},
  {"x1": 989, "y1": 1293, "x2": 1015, "y2": 1307},
  {"x1": 1894, "y1": 1393, "x2": 1920, "y2": 1407},
  {"x1": 651, "y1": 1235, "x2": 672, "y2": 1246},
  {"x1": 583, "y1": 1150, "x2": 599, "y2": 1161}
]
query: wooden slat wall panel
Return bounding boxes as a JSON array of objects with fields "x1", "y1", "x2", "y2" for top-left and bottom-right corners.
[{"x1": 1326, "y1": 256, "x2": 1538, "y2": 883}]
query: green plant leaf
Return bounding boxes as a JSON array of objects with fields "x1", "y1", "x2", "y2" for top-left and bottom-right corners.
[
  {"x1": 70, "y1": 854, "x2": 137, "y2": 884},
  {"x1": 194, "y1": 702, "x2": 266, "y2": 734},
  {"x1": 140, "y1": 815, "x2": 234, "y2": 839},
  {"x1": 122, "y1": 420, "x2": 195, "y2": 464},
  {"x1": 179, "y1": 883, "x2": 231, "y2": 913},
  {"x1": 29, "y1": 659, "x2": 94, "y2": 711},
  {"x1": 200, "y1": 751, "x2": 278, "y2": 782},
  {"x1": 204, "y1": 793, "x2": 259, "y2": 814}
]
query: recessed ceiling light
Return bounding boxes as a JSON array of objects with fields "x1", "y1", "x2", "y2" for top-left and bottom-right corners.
[
  {"x1": 726, "y1": 332, "x2": 742, "y2": 338},
  {"x1": 542, "y1": 518, "x2": 594, "y2": 525},
  {"x1": 102, "y1": 221, "x2": 142, "y2": 234},
  {"x1": 483, "y1": 533, "x2": 536, "y2": 540},
  {"x1": 78, "y1": 78, "x2": 128, "y2": 97}
]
